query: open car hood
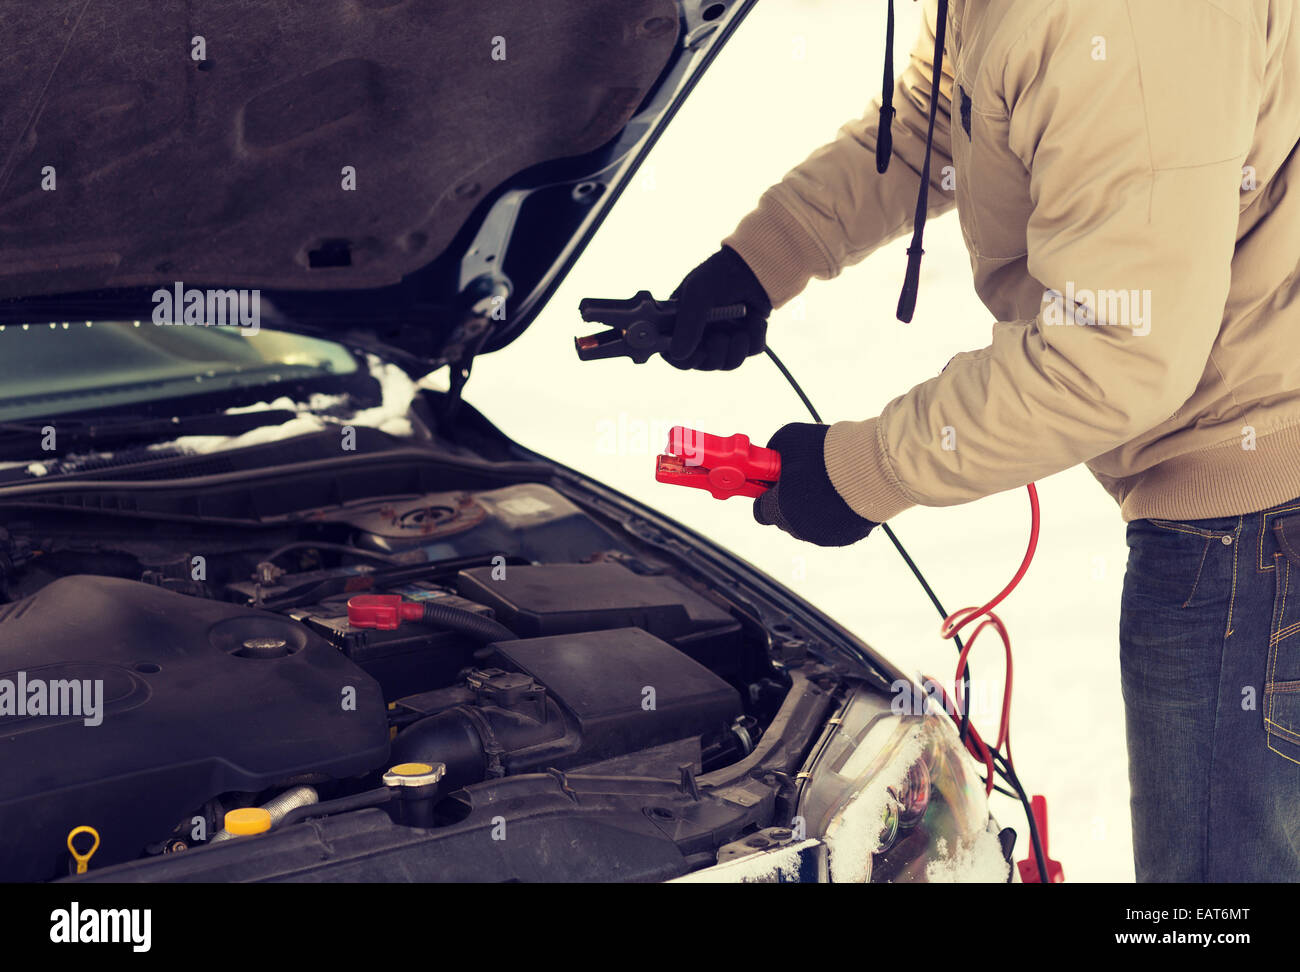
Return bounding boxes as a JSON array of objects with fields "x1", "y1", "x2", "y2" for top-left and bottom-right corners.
[{"x1": 0, "y1": 0, "x2": 753, "y2": 372}]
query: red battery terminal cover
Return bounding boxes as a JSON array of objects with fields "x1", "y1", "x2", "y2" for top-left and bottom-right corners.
[
  {"x1": 347, "y1": 594, "x2": 424, "y2": 630},
  {"x1": 655, "y1": 426, "x2": 781, "y2": 500}
]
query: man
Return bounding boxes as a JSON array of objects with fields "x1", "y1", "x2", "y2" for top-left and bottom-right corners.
[{"x1": 658, "y1": 0, "x2": 1300, "y2": 882}]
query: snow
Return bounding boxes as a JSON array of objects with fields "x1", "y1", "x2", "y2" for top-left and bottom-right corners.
[
  {"x1": 0, "y1": 355, "x2": 419, "y2": 475},
  {"x1": 160, "y1": 354, "x2": 416, "y2": 454},
  {"x1": 0, "y1": 453, "x2": 114, "y2": 478},
  {"x1": 670, "y1": 838, "x2": 823, "y2": 883},
  {"x1": 925, "y1": 827, "x2": 1014, "y2": 883},
  {"x1": 824, "y1": 723, "x2": 928, "y2": 882},
  {"x1": 816, "y1": 718, "x2": 1010, "y2": 882},
  {"x1": 468, "y1": 0, "x2": 1134, "y2": 882}
]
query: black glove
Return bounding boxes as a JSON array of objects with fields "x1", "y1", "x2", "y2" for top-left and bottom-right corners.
[
  {"x1": 753, "y1": 423, "x2": 878, "y2": 547},
  {"x1": 666, "y1": 246, "x2": 772, "y2": 371}
]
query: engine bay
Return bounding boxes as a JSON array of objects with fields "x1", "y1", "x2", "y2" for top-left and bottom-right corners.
[{"x1": 0, "y1": 479, "x2": 810, "y2": 881}]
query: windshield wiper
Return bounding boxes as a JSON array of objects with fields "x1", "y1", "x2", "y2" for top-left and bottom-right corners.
[{"x1": 0, "y1": 408, "x2": 299, "y2": 461}]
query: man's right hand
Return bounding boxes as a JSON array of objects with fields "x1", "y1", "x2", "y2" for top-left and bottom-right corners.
[{"x1": 666, "y1": 246, "x2": 772, "y2": 371}]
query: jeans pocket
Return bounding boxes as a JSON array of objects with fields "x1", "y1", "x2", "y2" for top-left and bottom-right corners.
[
  {"x1": 1126, "y1": 517, "x2": 1234, "y2": 610},
  {"x1": 1264, "y1": 512, "x2": 1300, "y2": 762},
  {"x1": 1146, "y1": 517, "x2": 1236, "y2": 540}
]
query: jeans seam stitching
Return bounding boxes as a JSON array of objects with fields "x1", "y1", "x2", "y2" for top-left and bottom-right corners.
[
  {"x1": 1226, "y1": 519, "x2": 1243, "y2": 637},
  {"x1": 1273, "y1": 619, "x2": 1300, "y2": 644},
  {"x1": 1265, "y1": 716, "x2": 1300, "y2": 744},
  {"x1": 1267, "y1": 555, "x2": 1287, "y2": 730},
  {"x1": 1266, "y1": 738, "x2": 1300, "y2": 766},
  {"x1": 1147, "y1": 519, "x2": 1220, "y2": 540},
  {"x1": 1182, "y1": 537, "x2": 1213, "y2": 609},
  {"x1": 1259, "y1": 512, "x2": 1270, "y2": 572},
  {"x1": 1280, "y1": 557, "x2": 1291, "y2": 643},
  {"x1": 1275, "y1": 557, "x2": 1297, "y2": 648}
]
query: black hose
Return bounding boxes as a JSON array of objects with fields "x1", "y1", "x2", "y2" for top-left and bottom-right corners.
[
  {"x1": 274, "y1": 786, "x2": 394, "y2": 829},
  {"x1": 421, "y1": 601, "x2": 516, "y2": 644}
]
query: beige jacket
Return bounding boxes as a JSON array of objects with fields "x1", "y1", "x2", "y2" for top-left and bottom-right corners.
[{"x1": 725, "y1": 0, "x2": 1300, "y2": 523}]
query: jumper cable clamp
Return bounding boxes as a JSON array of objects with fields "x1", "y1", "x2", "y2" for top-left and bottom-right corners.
[
  {"x1": 654, "y1": 426, "x2": 780, "y2": 500},
  {"x1": 575, "y1": 290, "x2": 747, "y2": 364}
]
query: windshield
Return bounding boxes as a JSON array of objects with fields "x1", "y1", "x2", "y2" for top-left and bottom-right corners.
[{"x1": 0, "y1": 322, "x2": 357, "y2": 422}]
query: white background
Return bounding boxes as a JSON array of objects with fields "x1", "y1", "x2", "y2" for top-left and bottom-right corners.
[{"x1": 471, "y1": 0, "x2": 1135, "y2": 882}]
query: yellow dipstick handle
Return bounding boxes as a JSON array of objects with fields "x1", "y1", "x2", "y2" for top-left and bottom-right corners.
[{"x1": 67, "y1": 825, "x2": 100, "y2": 874}]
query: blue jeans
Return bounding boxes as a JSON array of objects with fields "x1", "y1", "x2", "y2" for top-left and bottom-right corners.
[{"x1": 1121, "y1": 496, "x2": 1300, "y2": 881}]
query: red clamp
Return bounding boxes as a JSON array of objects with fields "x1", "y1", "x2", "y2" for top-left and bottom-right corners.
[
  {"x1": 347, "y1": 594, "x2": 422, "y2": 630},
  {"x1": 1016, "y1": 795, "x2": 1064, "y2": 883},
  {"x1": 655, "y1": 426, "x2": 781, "y2": 500}
]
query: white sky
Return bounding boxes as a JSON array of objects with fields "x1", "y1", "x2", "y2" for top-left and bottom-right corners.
[{"x1": 472, "y1": 0, "x2": 1135, "y2": 882}]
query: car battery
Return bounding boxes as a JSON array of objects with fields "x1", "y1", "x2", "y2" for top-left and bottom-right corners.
[
  {"x1": 454, "y1": 561, "x2": 752, "y2": 682},
  {"x1": 291, "y1": 580, "x2": 497, "y2": 698}
]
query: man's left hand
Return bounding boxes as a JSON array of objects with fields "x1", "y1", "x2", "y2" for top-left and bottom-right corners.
[{"x1": 753, "y1": 423, "x2": 878, "y2": 547}]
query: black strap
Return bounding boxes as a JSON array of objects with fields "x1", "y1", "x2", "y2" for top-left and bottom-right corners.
[
  {"x1": 896, "y1": 0, "x2": 949, "y2": 323},
  {"x1": 876, "y1": 0, "x2": 896, "y2": 174}
]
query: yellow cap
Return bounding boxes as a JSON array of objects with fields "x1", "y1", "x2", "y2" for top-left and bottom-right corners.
[
  {"x1": 390, "y1": 762, "x2": 434, "y2": 776},
  {"x1": 383, "y1": 761, "x2": 446, "y2": 788},
  {"x1": 224, "y1": 807, "x2": 273, "y2": 835}
]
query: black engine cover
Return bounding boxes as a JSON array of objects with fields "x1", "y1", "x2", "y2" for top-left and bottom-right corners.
[{"x1": 0, "y1": 576, "x2": 389, "y2": 881}]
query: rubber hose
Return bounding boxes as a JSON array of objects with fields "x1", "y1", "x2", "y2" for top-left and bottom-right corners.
[{"x1": 421, "y1": 602, "x2": 515, "y2": 644}]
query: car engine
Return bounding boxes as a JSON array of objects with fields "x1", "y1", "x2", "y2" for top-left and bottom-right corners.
[{"x1": 0, "y1": 481, "x2": 790, "y2": 881}]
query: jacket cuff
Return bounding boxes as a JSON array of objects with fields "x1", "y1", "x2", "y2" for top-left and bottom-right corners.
[
  {"x1": 722, "y1": 194, "x2": 829, "y2": 309},
  {"x1": 824, "y1": 417, "x2": 917, "y2": 523}
]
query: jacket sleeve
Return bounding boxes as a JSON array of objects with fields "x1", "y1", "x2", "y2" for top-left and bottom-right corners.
[
  {"x1": 821, "y1": 1, "x2": 1255, "y2": 522},
  {"x1": 722, "y1": 0, "x2": 957, "y2": 308}
]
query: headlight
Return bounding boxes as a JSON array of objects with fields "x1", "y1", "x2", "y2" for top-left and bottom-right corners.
[{"x1": 796, "y1": 686, "x2": 1009, "y2": 882}]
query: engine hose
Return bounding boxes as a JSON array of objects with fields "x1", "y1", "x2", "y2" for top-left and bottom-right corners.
[
  {"x1": 210, "y1": 784, "x2": 318, "y2": 843},
  {"x1": 259, "y1": 784, "x2": 320, "y2": 821},
  {"x1": 273, "y1": 786, "x2": 395, "y2": 830},
  {"x1": 421, "y1": 601, "x2": 515, "y2": 645}
]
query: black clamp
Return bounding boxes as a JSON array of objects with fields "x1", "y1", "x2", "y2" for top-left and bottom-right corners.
[{"x1": 575, "y1": 290, "x2": 746, "y2": 364}]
